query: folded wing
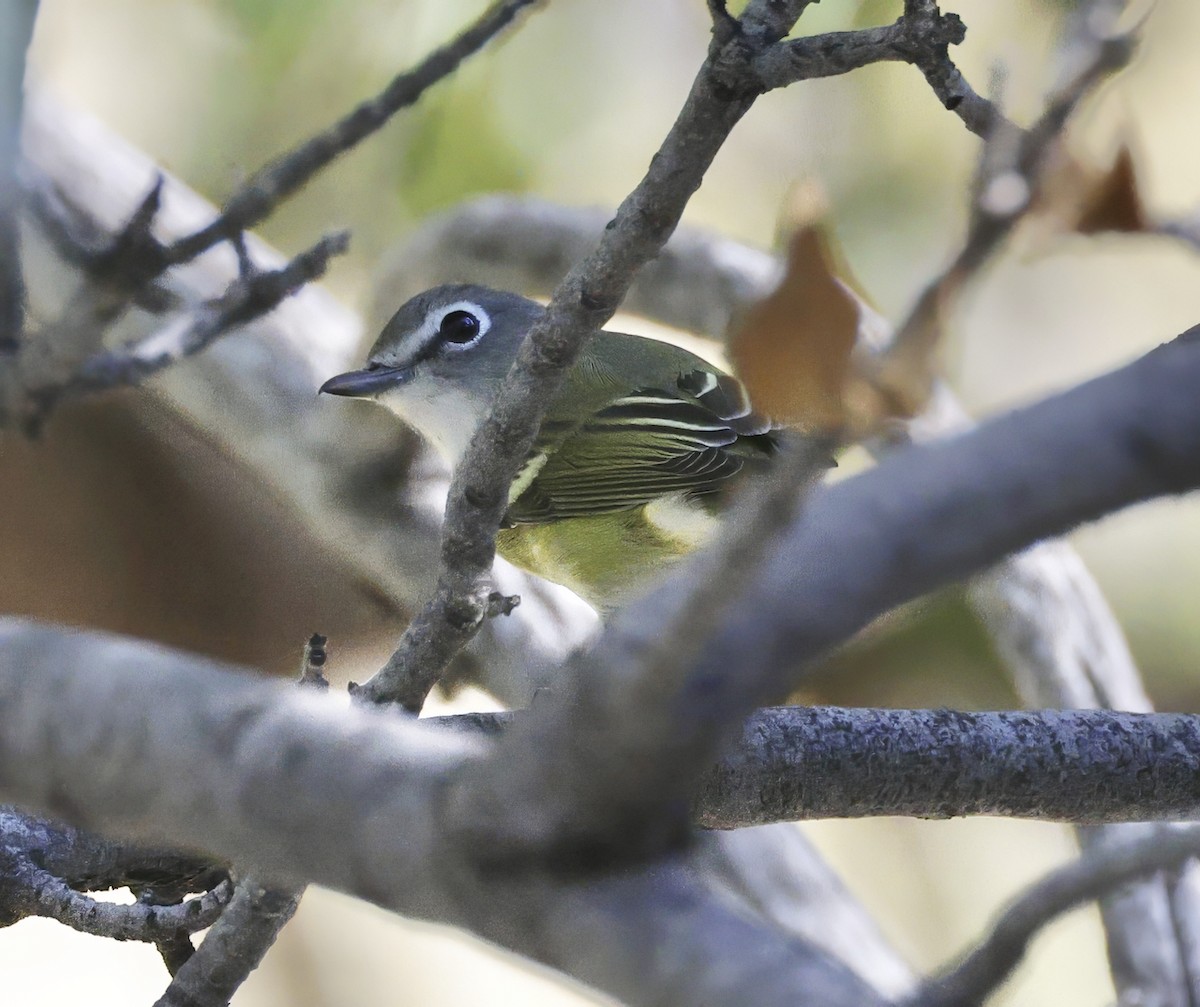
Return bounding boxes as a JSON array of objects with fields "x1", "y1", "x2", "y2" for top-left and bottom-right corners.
[{"x1": 506, "y1": 367, "x2": 776, "y2": 524}]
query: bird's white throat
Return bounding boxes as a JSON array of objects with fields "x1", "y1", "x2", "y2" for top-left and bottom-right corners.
[{"x1": 377, "y1": 379, "x2": 486, "y2": 467}]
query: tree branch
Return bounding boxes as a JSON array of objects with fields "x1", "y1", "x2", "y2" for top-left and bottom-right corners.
[
  {"x1": 163, "y1": 0, "x2": 541, "y2": 269},
  {"x1": 0, "y1": 850, "x2": 231, "y2": 941},
  {"x1": 153, "y1": 877, "x2": 300, "y2": 1007},
  {"x1": 19, "y1": 230, "x2": 348, "y2": 431},
  {"x1": 0, "y1": 809, "x2": 222, "y2": 898},
  {"x1": 751, "y1": 5, "x2": 1005, "y2": 140},
  {"x1": 355, "y1": 3, "x2": 810, "y2": 710},
  {"x1": 432, "y1": 705, "x2": 1200, "y2": 827},
  {"x1": 909, "y1": 827, "x2": 1200, "y2": 1007},
  {"x1": 0, "y1": 620, "x2": 885, "y2": 1007},
  {"x1": 447, "y1": 327, "x2": 1200, "y2": 863},
  {"x1": 878, "y1": 5, "x2": 1136, "y2": 415},
  {"x1": 0, "y1": 0, "x2": 36, "y2": 353}
]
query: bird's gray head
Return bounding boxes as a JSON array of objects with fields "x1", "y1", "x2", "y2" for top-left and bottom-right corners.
[{"x1": 320, "y1": 284, "x2": 543, "y2": 464}]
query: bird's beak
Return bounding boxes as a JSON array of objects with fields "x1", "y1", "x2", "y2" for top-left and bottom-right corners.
[{"x1": 319, "y1": 364, "x2": 409, "y2": 398}]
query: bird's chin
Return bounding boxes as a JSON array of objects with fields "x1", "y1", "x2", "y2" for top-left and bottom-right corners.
[{"x1": 377, "y1": 379, "x2": 484, "y2": 468}]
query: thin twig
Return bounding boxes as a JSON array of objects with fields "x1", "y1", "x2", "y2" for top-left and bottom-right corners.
[
  {"x1": 20, "y1": 230, "x2": 348, "y2": 432},
  {"x1": 163, "y1": 0, "x2": 541, "y2": 269},
  {"x1": 875, "y1": 6, "x2": 1138, "y2": 416},
  {"x1": 297, "y1": 633, "x2": 330, "y2": 690},
  {"x1": 153, "y1": 877, "x2": 301, "y2": 1007},
  {"x1": 18, "y1": 167, "x2": 178, "y2": 312},
  {"x1": 752, "y1": 5, "x2": 1006, "y2": 139},
  {"x1": 6, "y1": 852, "x2": 232, "y2": 940},
  {"x1": 910, "y1": 827, "x2": 1200, "y2": 1007}
]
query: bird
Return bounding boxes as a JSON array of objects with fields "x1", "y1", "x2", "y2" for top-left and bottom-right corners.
[{"x1": 320, "y1": 283, "x2": 777, "y2": 611}]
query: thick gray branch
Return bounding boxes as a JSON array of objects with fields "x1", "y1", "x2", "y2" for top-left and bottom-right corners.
[
  {"x1": 436, "y1": 706, "x2": 1200, "y2": 827},
  {"x1": 451, "y1": 329, "x2": 1200, "y2": 861},
  {"x1": 0, "y1": 620, "x2": 473, "y2": 905},
  {"x1": 0, "y1": 0, "x2": 36, "y2": 351},
  {"x1": 0, "y1": 620, "x2": 884, "y2": 1007}
]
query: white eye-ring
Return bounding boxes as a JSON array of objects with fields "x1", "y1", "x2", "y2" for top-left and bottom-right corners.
[{"x1": 428, "y1": 301, "x2": 491, "y2": 349}]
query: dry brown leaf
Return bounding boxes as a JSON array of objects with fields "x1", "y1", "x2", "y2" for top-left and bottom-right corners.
[
  {"x1": 1030, "y1": 139, "x2": 1150, "y2": 239},
  {"x1": 1075, "y1": 143, "x2": 1150, "y2": 234},
  {"x1": 729, "y1": 213, "x2": 861, "y2": 433},
  {"x1": 871, "y1": 279, "x2": 952, "y2": 422}
]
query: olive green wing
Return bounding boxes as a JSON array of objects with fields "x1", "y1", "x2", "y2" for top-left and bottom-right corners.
[{"x1": 505, "y1": 367, "x2": 776, "y2": 524}]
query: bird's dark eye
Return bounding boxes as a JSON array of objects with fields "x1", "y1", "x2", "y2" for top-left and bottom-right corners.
[{"x1": 438, "y1": 310, "x2": 480, "y2": 344}]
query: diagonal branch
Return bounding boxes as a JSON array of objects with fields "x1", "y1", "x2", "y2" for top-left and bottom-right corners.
[
  {"x1": 162, "y1": 0, "x2": 541, "y2": 270},
  {"x1": 0, "y1": 0, "x2": 37, "y2": 354},
  {"x1": 446, "y1": 326, "x2": 1200, "y2": 864},
  {"x1": 909, "y1": 827, "x2": 1200, "y2": 1007},
  {"x1": 18, "y1": 230, "x2": 347, "y2": 431},
  {"x1": 153, "y1": 878, "x2": 301, "y2": 1007},
  {"x1": 876, "y1": 6, "x2": 1136, "y2": 416},
  {"x1": 355, "y1": 3, "x2": 810, "y2": 711}
]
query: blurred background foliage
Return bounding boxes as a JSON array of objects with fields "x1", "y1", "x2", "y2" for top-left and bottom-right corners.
[{"x1": 8, "y1": 0, "x2": 1200, "y2": 1004}]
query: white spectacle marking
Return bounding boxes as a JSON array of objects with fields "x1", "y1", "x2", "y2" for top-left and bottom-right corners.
[{"x1": 391, "y1": 299, "x2": 493, "y2": 361}]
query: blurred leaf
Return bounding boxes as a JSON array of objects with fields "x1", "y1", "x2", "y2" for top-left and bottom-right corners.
[
  {"x1": 1074, "y1": 143, "x2": 1150, "y2": 234},
  {"x1": 868, "y1": 275, "x2": 952, "y2": 422},
  {"x1": 1030, "y1": 139, "x2": 1151, "y2": 239},
  {"x1": 729, "y1": 184, "x2": 863, "y2": 432}
]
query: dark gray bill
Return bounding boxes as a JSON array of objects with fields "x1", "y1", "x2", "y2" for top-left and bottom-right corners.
[{"x1": 319, "y1": 365, "x2": 409, "y2": 397}]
